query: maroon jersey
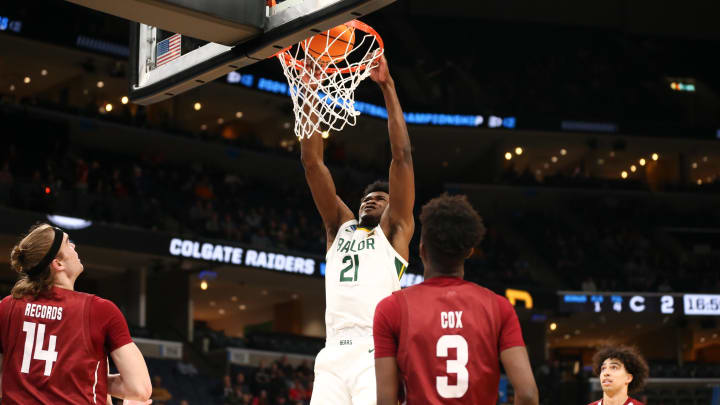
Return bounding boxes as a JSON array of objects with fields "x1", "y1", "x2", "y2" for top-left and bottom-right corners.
[
  {"x1": 374, "y1": 276, "x2": 525, "y2": 405},
  {"x1": 0, "y1": 287, "x2": 132, "y2": 404},
  {"x1": 588, "y1": 398, "x2": 644, "y2": 405}
]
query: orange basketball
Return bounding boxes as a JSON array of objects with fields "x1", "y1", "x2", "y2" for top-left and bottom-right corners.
[{"x1": 302, "y1": 24, "x2": 356, "y2": 63}]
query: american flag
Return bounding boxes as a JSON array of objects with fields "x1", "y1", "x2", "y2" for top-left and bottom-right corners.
[{"x1": 156, "y1": 33, "x2": 181, "y2": 67}]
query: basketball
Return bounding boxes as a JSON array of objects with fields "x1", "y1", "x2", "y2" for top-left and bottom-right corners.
[{"x1": 302, "y1": 24, "x2": 356, "y2": 63}]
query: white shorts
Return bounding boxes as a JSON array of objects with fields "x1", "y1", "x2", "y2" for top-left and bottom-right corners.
[{"x1": 310, "y1": 335, "x2": 376, "y2": 405}]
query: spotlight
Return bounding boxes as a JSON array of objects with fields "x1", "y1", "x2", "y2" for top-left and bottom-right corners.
[
  {"x1": 194, "y1": 102, "x2": 202, "y2": 111},
  {"x1": 41, "y1": 69, "x2": 48, "y2": 76},
  {"x1": 652, "y1": 153, "x2": 659, "y2": 161},
  {"x1": 200, "y1": 280, "x2": 208, "y2": 290},
  {"x1": 515, "y1": 147, "x2": 523, "y2": 155},
  {"x1": 217, "y1": 118, "x2": 224, "y2": 125},
  {"x1": 560, "y1": 148, "x2": 567, "y2": 156},
  {"x1": 200, "y1": 124, "x2": 207, "y2": 131},
  {"x1": 322, "y1": 130, "x2": 330, "y2": 139},
  {"x1": 691, "y1": 162, "x2": 698, "y2": 169},
  {"x1": 504, "y1": 152, "x2": 512, "y2": 160},
  {"x1": 96, "y1": 81, "x2": 104, "y2": 88},
  {"x1": 550, "y1": 322, "x2": 557, "y2": 331},
  {"x1": 105, "y1": 103, "x2": 113, "y2": 112},
  {"x1": 621, "y1": 171, "x2": 628, "y2": 179},
  {"x1": 23, "y1": 76, "x2": 31, "y2": 84},
  {"x1": 239, "y1": 304, "x2": 247, "y2": 310},
  {"x1": 697, "y1": 179, "x2": 703, "y2": 185},
  {"x1": 639, "y1": 158, "x2": 646, "y2": 166},
  {"x1": 630, "y1": 165, "x2": 637, "y2": 172},
  {"x1": 235, "y1": 111, "x2": 243, "y2": 119},
  {"x1": 9, "y1": 84, "x2": 15, "y2": 92},
  {"x1": 121, "y1": 96, "x2": 129, "y2": 104},
  {"x1": 551, "y1": 156, "x2": 558, "y2": 163}
]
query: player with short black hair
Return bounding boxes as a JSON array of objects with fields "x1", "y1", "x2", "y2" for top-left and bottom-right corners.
[
  {"x1": 588, "y1": 346, "x2": 649, "y2": 405},
  {"x1": 362, "y1": 180, "x2": 389, "y2": 198},
  {"x1": 418, "y1": 193, "x2": 486, "y2": 269},
  {"x1": 300, "y1": 55, "x2": 415, "y2": 405},
  {"x1": 373, "y1": 194, "x2": 538, "y2": 405}
]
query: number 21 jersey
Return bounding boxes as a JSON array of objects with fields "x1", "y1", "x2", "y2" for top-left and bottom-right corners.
[{"x1": 325, "y1": 219, "x2": 408, "y2": 337}]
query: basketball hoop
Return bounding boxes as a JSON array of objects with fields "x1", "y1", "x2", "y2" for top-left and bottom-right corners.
[{"x1": 276, "y1": 20, "x2": 384, "y2": 139}]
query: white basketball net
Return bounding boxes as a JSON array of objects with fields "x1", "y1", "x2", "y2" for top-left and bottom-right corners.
[{"x1": 277, "y1": 22, "x2": 383, "y2": 139}]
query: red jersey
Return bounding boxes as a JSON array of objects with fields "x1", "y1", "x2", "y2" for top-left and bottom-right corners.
[
  {"x1": 588, "y1": 398, "x2": 644, "y2": 405},
  {"x1": 373, "y1": 276, "x2": 525, "y2": 405},
  {"x1": 0, "y1": 287, "x2": 133, "y2": 404}
]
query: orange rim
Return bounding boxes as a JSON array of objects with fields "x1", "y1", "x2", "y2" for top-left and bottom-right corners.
[{"x1": 274, "y1": 20, "x2": 384, "y2": 74}]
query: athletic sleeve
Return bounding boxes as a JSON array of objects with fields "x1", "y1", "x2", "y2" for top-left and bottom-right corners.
[
  {"x1": 90, "y1": 297, "x2": 133, "y2": 354},
  {"x1": 0, "y1": 297, "x2": 8, "y2": 353},
  {"x1": 496, "y1": 294, "x2": 525, "y2": 352},
  {"x1": 373, "y1": 293, "x2": 401, "y2": 358}
]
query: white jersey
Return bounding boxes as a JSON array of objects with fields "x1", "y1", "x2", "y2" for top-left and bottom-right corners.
[{"x1": 324, "y1": 219, "x2": 408, "y2": 338}]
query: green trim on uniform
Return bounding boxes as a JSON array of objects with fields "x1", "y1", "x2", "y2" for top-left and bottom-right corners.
[{"x1": 394, "y1": 257, "x2": 406, "y2": 280}]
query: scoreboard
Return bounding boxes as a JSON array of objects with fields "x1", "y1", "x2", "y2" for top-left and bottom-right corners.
[{"x1": 558, "y1": 292, "x2": 720, "y2": 316}]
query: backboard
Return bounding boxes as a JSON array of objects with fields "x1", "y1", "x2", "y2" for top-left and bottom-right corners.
[{"x1": 69, "y1": 0, "x2": 396, "y2": 105}]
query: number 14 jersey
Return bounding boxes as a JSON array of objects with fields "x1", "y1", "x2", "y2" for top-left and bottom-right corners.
[
  {"x1": 0, "y1": 286, "x2": 132, "y2": 404},
  {"x1": 324, "y1": 219, "x2": 408, "y2": 338},
  {"x1": 373, "y1": 277, "x2": 525, "y2": 405}
]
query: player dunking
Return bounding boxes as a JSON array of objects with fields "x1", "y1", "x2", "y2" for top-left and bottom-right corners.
[
  {"x1": 588, "y1": 346, "x2": 648, "y2": 405},
  {"x1": 0, "y1": 224, "x2": 152, "y2": 404},
  {"x1": 373, "y1": 194, "x2": 539, "y2": 405},
  {"x1": 300, "y1": 55, "x2": 414, "y2": 405}
]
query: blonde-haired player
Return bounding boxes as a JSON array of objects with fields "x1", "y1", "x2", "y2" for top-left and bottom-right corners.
[{"x1": 300, "y1": 55, "x2": 414, "y2": 404}]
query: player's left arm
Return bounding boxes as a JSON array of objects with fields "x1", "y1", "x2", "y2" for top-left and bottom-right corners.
[
  {"x1": 373, "y1": 55, "x2": 415, "y2": 260},
  {"x1": 500, "y1": 346, "x2": 539, "y2": 405},
  {"x1": 375, "y1": 357, "x2": 399, "y2": 405}
]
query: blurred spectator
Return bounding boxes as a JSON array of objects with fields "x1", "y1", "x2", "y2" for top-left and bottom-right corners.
[
  {"x1": 581, "y1": 276, "x2": 597, "y2": 292},
  {"x1": 150, "y1": 375, "x2": 173, "y2": 404},
  {"x1": 252, "y1": 389, "x2": 270, "y2": 405},
  {"x1": 220, "y1": 374, "x2": 234, "y2": 401},
  {"x1": 234, "y1": 372, "x2": 251, "y2": 396}
]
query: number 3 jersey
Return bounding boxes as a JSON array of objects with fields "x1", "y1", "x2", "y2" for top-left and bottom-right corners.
[
  {"x1": 373, "y1": 277, "x2": 525, "y2": 405},
  {"x1": 0, "y1": 286, "x2": 133, "y2": 404},
  {"x1": 324, "y1": 219, "x2": 408, "y2": 338}
]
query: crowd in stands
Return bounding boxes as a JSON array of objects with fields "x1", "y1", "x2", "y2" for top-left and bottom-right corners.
[
  {"x1": 2, "y1": 106, "x2": 719, "y2": 294},
  {"x1": 220, "y1": 357, "x2": 313, "y2": 405},
  {"x1": 139, "y1": 355, "x2": 719, "y2": 405}
]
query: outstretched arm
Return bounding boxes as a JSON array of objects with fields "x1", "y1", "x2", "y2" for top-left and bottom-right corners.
[
  {"x1": 108, "y1": 343, "x2": 152, "y2": 401},
  {"x1": 299, "y1": 69, "x2": 354, "y2": 250},
  {"x1": 375, "y1": 357, "x2": 399, "y2": 405},
  {"x1": 500, "y1": 346, "x2": 539, "y2": 405},
  {"x1": 373, "y1": 56, "x2": 415, "y2": 260}
]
